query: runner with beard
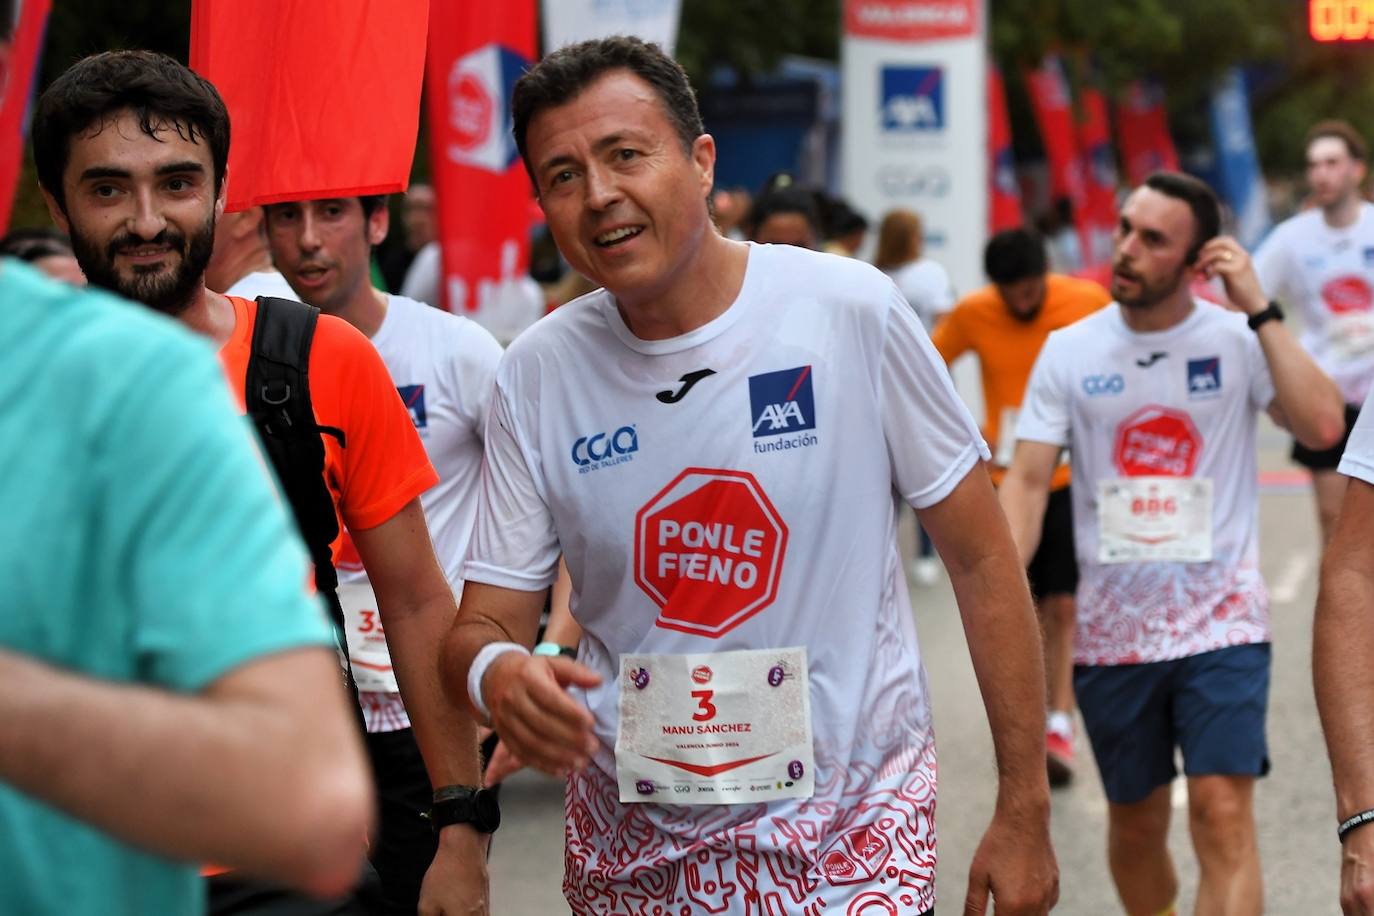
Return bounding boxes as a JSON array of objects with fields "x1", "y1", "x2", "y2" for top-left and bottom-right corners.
[
  {"x1": 931, "y1": 228, "x2": 1110, "y2": 787},
  {"x1": 1254, "y1": 120, "x2": 1374, "y2": 547},
  {"x1": 1000, "y1": 172, "x2": 1344, "y2": 916},
  {"x1": 31, "y1": 50, "x2": 492, "y2": 915}
]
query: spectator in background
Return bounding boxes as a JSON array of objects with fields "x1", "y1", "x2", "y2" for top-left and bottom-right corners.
[
  {"x1": 204, "y1": 206, "x2": 296, "y2": 300},
  {"x1": 874, "y1": 207, "x2": 955, "y2": 330},
  {"x1": 822, "y1": 199, "x2": 869, "y2": 258},
  {"x1": 0, "y1": 227, "x2": 84, "y2": 285},
  {"x1": 380, "y1": 183, "x2": 437, "y2": 293},
  {"x1": 711, "y1": 187, "x2": 751, "y2": 240},
  {"x1": 749, "y1": 185, "x2": 822, "y2": 249}
]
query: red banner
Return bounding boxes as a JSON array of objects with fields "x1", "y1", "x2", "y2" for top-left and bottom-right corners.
[
  {"x1": 1115, "y1": 80, "x2": 1179, "y2": 187},
  {"x1": 1075, "y1": 87, "x2": 1118, "y2": 276},
  {"x1": 987, "y1": 63, "x2": 1022, "y2": 233},
  {"x1": 844, "y1": 0, "x2": 979, "y2": 40},
  {"x1": 1024, "y1": 56, "x2": 1083, "y2": 207},
  {"x1": 0, "y1": 0, "x2": 52, "y2": 232},
  {"x1": 190, "y1": 0, "x2": 428, "y2": 211},
  {"x1": 425, "y1": 0, "x2": 536, "y2": 312}
]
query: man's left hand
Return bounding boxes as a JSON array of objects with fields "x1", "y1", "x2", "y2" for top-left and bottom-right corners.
[
  {"x1": 418, "y1": 825, "x2": 489, "y2": 916},
  {"x1": 1196, "y1": 237, "x2": 1267, "y2": 316},
  {"x1": 962, "y1": 801, "x2": 1058, "y2": 915}
]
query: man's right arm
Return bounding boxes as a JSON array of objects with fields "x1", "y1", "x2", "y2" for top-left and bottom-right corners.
[
  {"x1": 441, "y1": 582, "x2": 602, "y2": 776},
  {"x1": 0, "y1": 646, "x2": 371, "y2": 897},
  {"x1": 1315, "y1": 476, "x2": 1374, "y2": 914},
  {"x1": 998, "y1": 440, "x2": 1063, "y2": 565}
]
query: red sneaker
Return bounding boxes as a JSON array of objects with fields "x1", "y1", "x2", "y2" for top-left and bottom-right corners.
[{"x1": 1046, "y1": 729, "x2": 1075, "y2": 788}]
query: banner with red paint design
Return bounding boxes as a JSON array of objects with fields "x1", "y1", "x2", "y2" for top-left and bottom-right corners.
[
  {"x1": 0, "y1": 0, "x2": 51, "y2": 232},
  {"x1": 424, "y1": 0, "x2": 536, "y2": 313},
  {"x1": 987, "y1": 63, "x2": 1022, "y2": 233},
  {"x1": 1115, "y1": 80, "x2": 1179, "y2": 188}
]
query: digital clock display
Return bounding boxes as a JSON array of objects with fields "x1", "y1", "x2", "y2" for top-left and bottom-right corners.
[{"x1": 1311, "y1": 0, "x2": 1374, "y2": 41}]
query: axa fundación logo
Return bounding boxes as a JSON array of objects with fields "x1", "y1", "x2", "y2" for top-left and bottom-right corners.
[{"x1": 748, "y1": 365, "x2": 818, "y2": 454}]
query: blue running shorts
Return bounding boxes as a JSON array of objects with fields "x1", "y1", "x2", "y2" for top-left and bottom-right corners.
[{"x1": 1074, "y1": 643, "x2": 1271, "y2": 805}]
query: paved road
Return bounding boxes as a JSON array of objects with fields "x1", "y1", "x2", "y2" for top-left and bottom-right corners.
[{"x1": 489, "y1": 440, "x2": 1342, "y2": 914}]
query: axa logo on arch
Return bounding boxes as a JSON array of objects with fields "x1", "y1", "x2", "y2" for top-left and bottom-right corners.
[
  {"x1": 635, "y1": 468, "x2": 788, "y2": 638},
  {"x1": 570, "y1": 425, "x2": 639, "y2": 473}
]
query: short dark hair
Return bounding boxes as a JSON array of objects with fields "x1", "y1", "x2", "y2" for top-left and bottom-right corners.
[
  {"x1": 32, "y1": 51, "x2": 231, "y2": 214},
  {"x1": 359, "y1": 194, "x2": 387, "y2": 219},
  {"x1": 748, "y1": 187, "x2": 820, "y2": 239},
  {"x1": 984, "y1": 229, "x2": 1047, "y2": 285},
  {"x1": 0, "y1": 227, "x2": 73, "y2": 262},
  {"x1": 1, "y1": 0, "x2": 17, "y2": 42},
  {"x1": 1143, "y1": 171, "x2": 1221, "y2": 264},
  {"x1": 512, "y1": 35, "x2": 703, "y2": 180},
  {"x1": 1306, "y1": 119, "x2": 1368, "y2": 163}
]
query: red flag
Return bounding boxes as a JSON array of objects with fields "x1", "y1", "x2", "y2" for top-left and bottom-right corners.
[
  {"x1": 189, "y1": 0, "x2": 428, "y2": 211},
  {"x1": 1075, "y1": 87, "x2": 1118, "y2": 271},
  {"x1": 1024, "y1": 56, "x2": 1083, "y2": 207},
  {"x1": 987, "y1": 63, "x2": 1022, "y2": 233},
  {"x1": 425, "y1": 0, "x2": 536, "y2": 312},
  {"x1": 1115, "y1": 80, "x2": 1179, "y2": 187},
  {"x1": 0, "y1": 0, "x2": 52, "y2": 232}
]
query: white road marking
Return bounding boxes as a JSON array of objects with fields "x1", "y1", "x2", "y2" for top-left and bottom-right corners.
[
  {"x1": 1270, "y1": 551, "x2": 1316, "y2": 606},
  {"x1": 1171, "y1": 779, "x2": 1188, "y2": 810}
]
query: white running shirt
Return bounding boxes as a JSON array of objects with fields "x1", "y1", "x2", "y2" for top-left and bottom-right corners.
[
  {"x1": 465, "y1": 243, "x2": 987, "y2": 914},
  {"x1": 1254, "y1": 202, "x2": 1374, "y2": 405},
  {"x1": 1017, "y1": 302, "x2": 1275, "y2": 666},
  {"x1": 886, "y1": 258, "x2": 956, "y2": 331},
  {"x1": 337, "y1": 295, "x2": 501, "y2": 732},
  {"x1": 1339, "y1": 387, "x2": 1374, "y2": 483}
]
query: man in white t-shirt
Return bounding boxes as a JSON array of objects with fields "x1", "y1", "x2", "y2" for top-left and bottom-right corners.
[
  {"x1": 1316, "y1": 385, "x2": 1374, "y2": 914},
  {"x1": 1001, "y1": 172, "x2": 1344, "y2": 916},
  {"x1": 1254, "y1": 120, "x2": 1374, "y2": 545},
  {"x1": 442, "y1": 36, "x2": 1058, "y2": 916},
  {"x1": 265, "y1": 193, "x2": 503, "y2": 913}
]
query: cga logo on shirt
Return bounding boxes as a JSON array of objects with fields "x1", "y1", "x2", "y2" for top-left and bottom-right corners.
[
  {"x1": 634, "y1": 468, "x2": 788, "y2": 638},
  {"x1": 570, "y1": 426, "x2": 638, "y2": 473}
]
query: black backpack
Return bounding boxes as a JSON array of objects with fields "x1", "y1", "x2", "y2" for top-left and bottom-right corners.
[{"x1": 244, "y1": 296, "x2": 360, "y2": 707}]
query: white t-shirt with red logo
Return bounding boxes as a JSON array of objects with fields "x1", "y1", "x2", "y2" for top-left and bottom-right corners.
[
  {"x1": 337, "y1": 294, "x2": 501, "y2": 732},
  {"x1": 1017, "y1": 302, "x2": 1276, "y2": 666},
  {"x1": 1255, "y1": 202, "x2": 1374, "y2": 405},
  {"x1": 465, "y1": 243, "x2": 987, "y2": 914}
]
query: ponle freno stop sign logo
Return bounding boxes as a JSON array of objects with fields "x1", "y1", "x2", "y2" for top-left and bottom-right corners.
[
  {"x1": 1114, "y1": 405, "x2": 1202, "y2": 477},
  {"x1": 635, "y1": 468, "x2": 789, "y2": 638}
]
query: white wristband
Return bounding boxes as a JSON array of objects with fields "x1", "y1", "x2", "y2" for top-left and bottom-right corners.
[{"x1": 467, "y1": 642, "x2": 530, "y2": 723}]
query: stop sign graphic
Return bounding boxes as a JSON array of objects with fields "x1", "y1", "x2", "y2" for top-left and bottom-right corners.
[
  {"x1": 635, "y1": 468, "x2": 788, "y2": 638},
  {"x1": 1114, "y1": 405, "x2": 1202, "y2": 477}
]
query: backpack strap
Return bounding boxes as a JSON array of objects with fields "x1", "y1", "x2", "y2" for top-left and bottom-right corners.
[
  {"x1": 244, "y1": 296, "x2": 340, "y2": 593},
  {"x1": 245, "y1": 297, "x2": 362, "y2": 715}
]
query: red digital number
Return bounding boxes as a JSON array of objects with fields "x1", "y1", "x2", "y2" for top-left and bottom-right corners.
[{"x1": 1311, "y1": 0, "x2": 1374, "y2": 42}]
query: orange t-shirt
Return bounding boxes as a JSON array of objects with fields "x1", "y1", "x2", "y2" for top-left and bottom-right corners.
[
  {"x1": 218, "y1": 295, "x2": 439, "y2": 562},
  {"x1": 931, "y1": 274, "x2": 1109, "y2": 489}
]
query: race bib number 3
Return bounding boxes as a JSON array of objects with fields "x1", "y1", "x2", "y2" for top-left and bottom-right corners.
[
  {"x1": 337, "y1": 581, "x2": 399, "y2": 693},
  {"x1": 1097, "y1": 477, "x2": 1213, "y2": 563},
  {"x1": 615, "y1": 647, "x2": 814, "y2": 806}
]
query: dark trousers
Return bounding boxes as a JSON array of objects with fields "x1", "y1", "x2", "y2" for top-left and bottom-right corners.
[{"x1": 364, "y1": 727, "x2": 440, "y2": 914}]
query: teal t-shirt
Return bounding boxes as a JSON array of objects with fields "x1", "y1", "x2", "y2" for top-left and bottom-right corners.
[{"x1": 0, "y1": 262, "x2": 333, "y2": 914}]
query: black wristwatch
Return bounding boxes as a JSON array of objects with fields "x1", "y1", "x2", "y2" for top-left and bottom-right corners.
[
  {"x1": 429, "y1": 785, "x2": 501, "y2": 834},
  {"x1": 1247, "y1": 301, "x2": 1284, "y2": 331}
]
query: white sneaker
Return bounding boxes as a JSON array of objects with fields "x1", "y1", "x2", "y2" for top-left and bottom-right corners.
[{"x1": 910, "y1": 557, "x2": 940, "y2": 586}]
